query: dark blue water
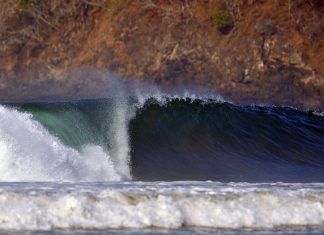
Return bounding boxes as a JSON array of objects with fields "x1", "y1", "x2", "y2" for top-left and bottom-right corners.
[{"x1": 130, "y1": 99, "x2": 324, "y2": 182}]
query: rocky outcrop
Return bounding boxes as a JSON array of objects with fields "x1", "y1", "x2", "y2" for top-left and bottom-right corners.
[{"x1": 0, "y1": 0, "x2": 323, "y2": 109}]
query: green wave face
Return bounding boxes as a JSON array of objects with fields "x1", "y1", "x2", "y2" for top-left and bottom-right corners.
[{"x1": 19, "y1": 100, "x2": 127, "y2": 151}]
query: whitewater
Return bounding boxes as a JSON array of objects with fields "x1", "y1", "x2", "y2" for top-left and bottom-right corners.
[
  {"x1": 0, "y1": 182, "x2": 323, "y2": 231},
  {"x1": 0, "y1": 92, "x2": 323, "y2": 234}
]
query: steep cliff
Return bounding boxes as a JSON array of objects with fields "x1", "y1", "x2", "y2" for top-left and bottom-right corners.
[{"x1": 0, "y1": 0, "x2": 323, "y2": 108}]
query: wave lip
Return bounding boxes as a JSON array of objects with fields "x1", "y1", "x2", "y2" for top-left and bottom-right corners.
[{"x1": 0, "y1": 182, "x2": 323, "y2": 231}]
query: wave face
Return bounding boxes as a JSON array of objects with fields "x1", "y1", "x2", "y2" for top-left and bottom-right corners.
[
  {"x1": 130, "y1": 99, "x2": 324, "y2": 182},
  {"x1": 0, "y1": 97, "x2": 323, "y2": 182}
]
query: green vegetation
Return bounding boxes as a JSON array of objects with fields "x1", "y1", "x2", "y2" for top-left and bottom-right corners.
[
  {"x1": 18, "y1": 0, "x2": 41, "y2": 11},
  {"x1": 210, "y1": 8, "x2": 231, "y2": 29},
  {"x1": 110, "y1": 0, "x2": 126, "y2": 13},
  {"x1": 107, "y1": 0, "x2": 126, "y2": 20}
]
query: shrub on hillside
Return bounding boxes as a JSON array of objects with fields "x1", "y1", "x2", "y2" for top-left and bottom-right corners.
[{"x1": 210, "y1": 8, "x2": 233, "y2": 34}]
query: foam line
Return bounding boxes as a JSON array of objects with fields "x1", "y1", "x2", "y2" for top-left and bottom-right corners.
[{"x1": 0, "y1": 182, "x2": 322, "y2": 231}]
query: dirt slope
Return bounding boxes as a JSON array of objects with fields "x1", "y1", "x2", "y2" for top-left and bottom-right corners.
[{"x1": 0, "y1": 0, "x2": 323, "y2": 109}]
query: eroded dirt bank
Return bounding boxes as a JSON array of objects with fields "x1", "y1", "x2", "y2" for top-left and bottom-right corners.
[{"x1": 0, "y1": 0, "x2": 323, "y2": 109}]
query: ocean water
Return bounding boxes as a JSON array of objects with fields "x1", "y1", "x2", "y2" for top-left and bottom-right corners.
[{"x1": 0, "y1": 91, "x2": 323, "y2": 234}]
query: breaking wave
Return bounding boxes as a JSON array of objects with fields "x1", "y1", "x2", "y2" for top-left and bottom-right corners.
[
  {"x1": 0, "y1": 93, "x2": 323, "y2": 182},
  {"x1": 0, "y1": 105, "x2": 121, "y2": 181}
]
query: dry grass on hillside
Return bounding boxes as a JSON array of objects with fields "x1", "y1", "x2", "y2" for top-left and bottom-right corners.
[{"x1": 0, "y1": 0, "x2": 107, "y2": 46}]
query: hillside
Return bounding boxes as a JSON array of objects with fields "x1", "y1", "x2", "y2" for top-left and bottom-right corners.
[{"x1": 0, "y1": 0, "x2": 323, "y2": 108}]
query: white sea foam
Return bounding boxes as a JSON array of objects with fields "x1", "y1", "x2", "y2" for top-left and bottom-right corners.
[
  {"x1": 134, "y1": 89, "x2": 225, "y2": 108},
  {"x1": 0, "y1": 106, "x2": 121, "y2": 181},
  {"x1": 313, "y1": 111, "x2": 324, "y2": 117},
  {"x1": 0, "y1": 182, "x2": 323, "y2": 231}
]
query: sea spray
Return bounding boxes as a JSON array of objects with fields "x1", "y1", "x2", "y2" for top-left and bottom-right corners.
[{"x1": 108, "y1": 98, "x2": 135, "y2": 179}]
